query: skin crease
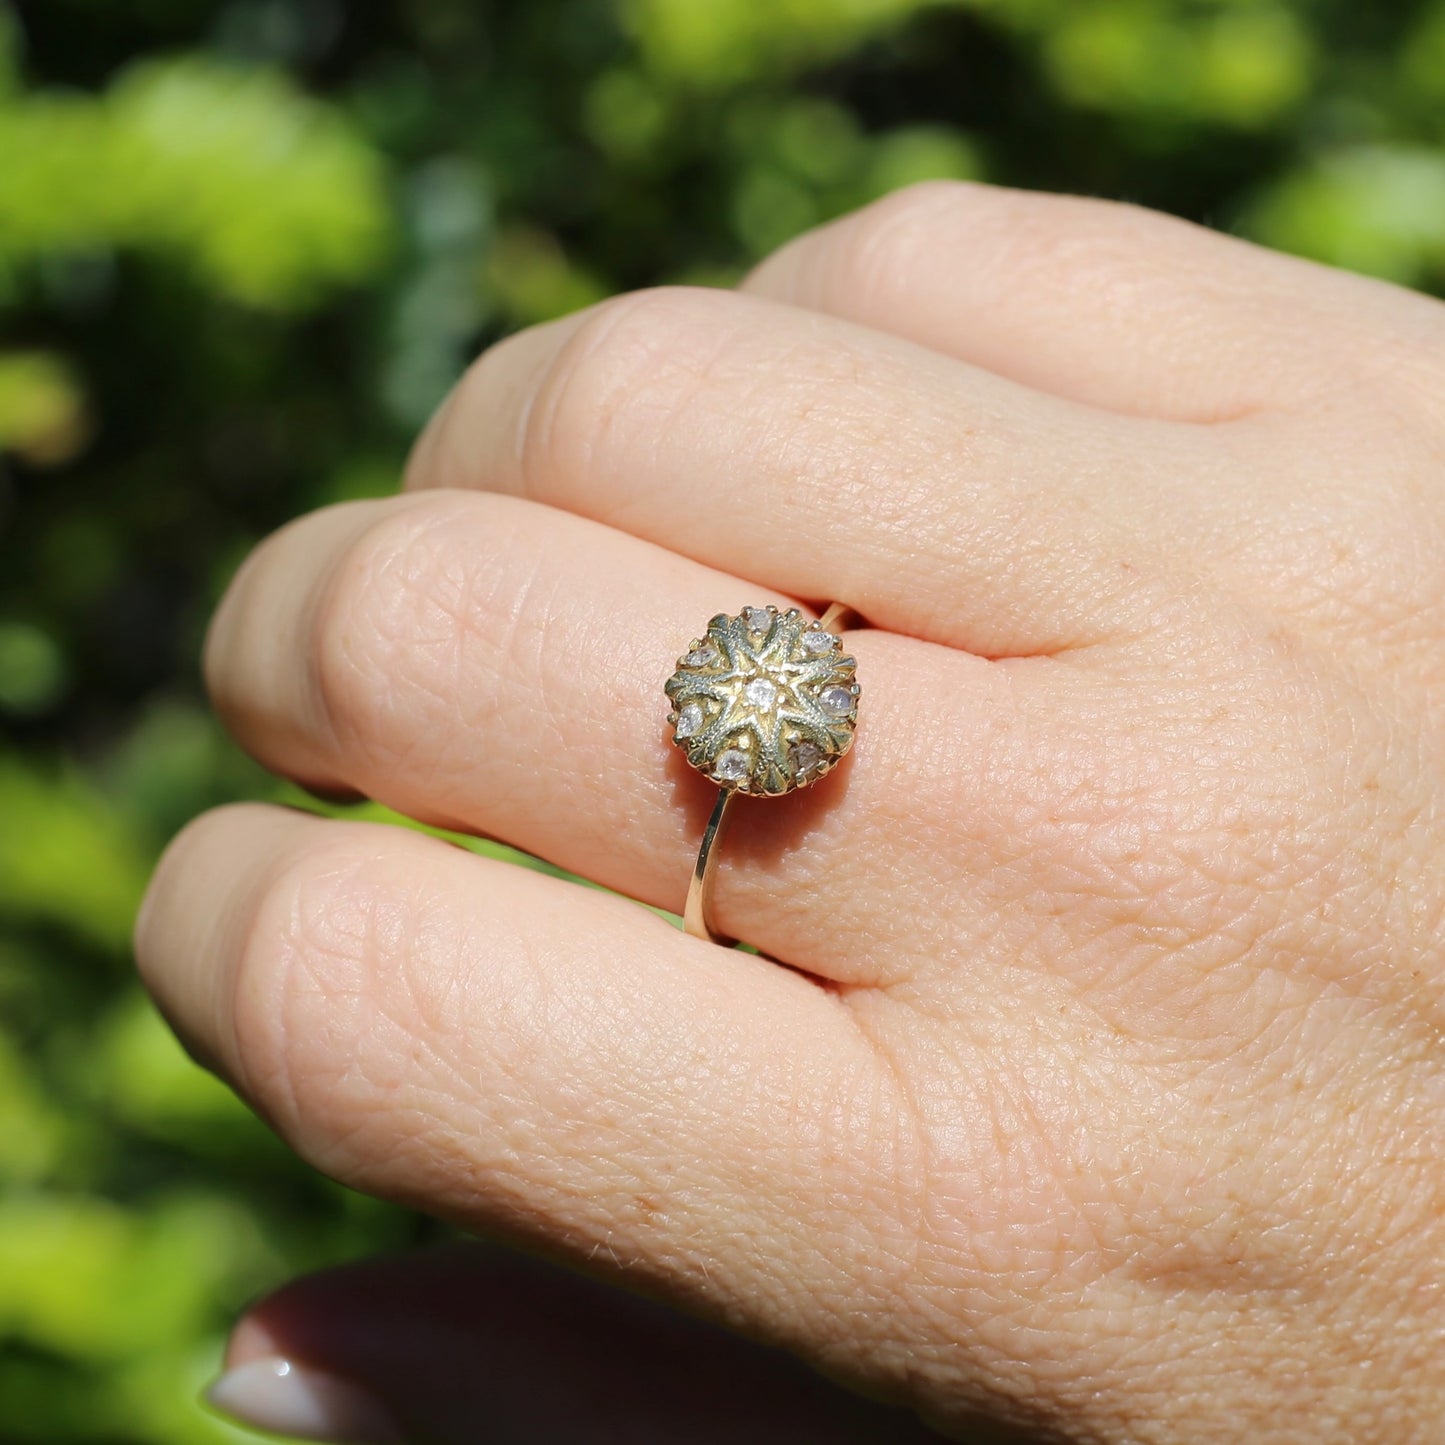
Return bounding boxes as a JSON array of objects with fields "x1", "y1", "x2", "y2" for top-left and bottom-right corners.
[{"x1": 134, "y1": 182, "x2": 1445, "y2": 1444}]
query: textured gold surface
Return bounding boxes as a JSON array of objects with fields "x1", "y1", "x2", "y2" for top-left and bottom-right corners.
[{"x1": 664, "y1": 606, "x2": 859, "y2": 796}]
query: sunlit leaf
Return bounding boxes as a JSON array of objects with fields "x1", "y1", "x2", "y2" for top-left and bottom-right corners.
[
  {"x1": 624, "y1": 0, "x2": 968, "y2": 87},
  {"x1": 0, "y1": 351, "x2": 86, "y2": 464},
  {"x1": 0, "y1": 1192, "x2": 275, "y2": 1360},
  {"x1": 0, "y1": 1030, "x2": 69, "y2": 1184},
  {"x1": 1043, "y1": 3, "x2": 1312, "y2": 128},
  {"x1": 0, "y1": 59, "x2": 392, "y2": 309},
  {"x1": 88, "y1": 988, "x2": 254, "y2": 1135},
  {"x1": 1242, "y1": 146, "x2": 1445, "y2": 283},
  {"x1": 0, "y1": 756, "x2": 150, "y2": 952}
]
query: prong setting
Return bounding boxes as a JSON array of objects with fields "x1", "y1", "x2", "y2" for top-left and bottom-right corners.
[{"x1": 664, "y1": 606, "x2": 860, "y2": 794}]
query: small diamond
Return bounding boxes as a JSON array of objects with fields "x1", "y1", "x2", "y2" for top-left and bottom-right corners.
[
  {"x1": 675, "y1": 702, "x2": 704, "y2": 738},
  {"x1": 714, "y1": 748, "x2": 750, "y2": 782},
  {"x1": 790, "y1": 741, "x2": 822, "y2": 775},
  {"x1": 744, "y1": 677, "x2": 777, "y2": 710},
  {"x1": 683, "y1": 644, "x2": 718, "y2": 667},
  {"x1": 742, "y1": 606, "x2": 771, "y2": 633},
  {"x1": 802, "y1": 629, "x2": 835, "y2": 656},
  {"x1": 819, "y1": 685, "x2": 854, "y2": 718}
]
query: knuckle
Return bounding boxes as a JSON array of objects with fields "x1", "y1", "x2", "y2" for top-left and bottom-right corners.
[
  {"x1": 230, "y1": 827, "x2": 483, "y2": 1185},
  {"x1": 822, "y1": 179, "x2": 980, "y2": 299},
  {"x1": 230, "y1": 826, "x2": 395, "y2": 1144},
  {"x1": 987, "y1": 194, "x2": 1203, "y2": 309},
  {"x1": 230, "y1": 827, "x2": 538, "y2": 1192},
  {"x1": 520, "y1": 285, "x2": 738, "y2": 484},
  {"x1": 1251, "y1": 452, "x2": 1445, "y2": 644},
  {"x1": 310, "y1": 495, "x2": 490, "y2": 766},
  {"x1": 825, "y1": 182, "x2": 1185, "y2": 314}
]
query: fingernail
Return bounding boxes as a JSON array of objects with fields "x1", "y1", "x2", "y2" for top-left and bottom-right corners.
[{"x1": 204, "y1": 1357, "x2": 406, "y2": 1444}]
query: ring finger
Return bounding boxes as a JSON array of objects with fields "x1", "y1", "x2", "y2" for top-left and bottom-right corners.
[{"x1": 205, "y1": 488, "x2": 1066, "y2": 981}]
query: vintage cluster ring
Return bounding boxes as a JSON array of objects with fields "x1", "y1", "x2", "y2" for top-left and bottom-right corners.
[{"x1": 664, "y1": 602, "x2": 862, "y2": 946}]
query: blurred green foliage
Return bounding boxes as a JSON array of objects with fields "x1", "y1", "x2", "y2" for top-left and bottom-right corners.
[{"x1": 3, "y1": 1, "x2": 1445, "y2": 1440}]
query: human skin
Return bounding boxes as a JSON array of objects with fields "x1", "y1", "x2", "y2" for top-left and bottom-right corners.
[{"x1": 135, "y1": 181, "x2": 1445, "y2": 1443}]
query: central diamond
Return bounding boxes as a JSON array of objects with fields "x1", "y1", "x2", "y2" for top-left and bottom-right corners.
[{"x1": 745, "y1": 677, "x2": 777, "y2": 710}]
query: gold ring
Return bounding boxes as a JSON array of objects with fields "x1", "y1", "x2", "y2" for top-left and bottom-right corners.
[{"x1": 664, "y1": 602, "x2": 862, "y2": 946}]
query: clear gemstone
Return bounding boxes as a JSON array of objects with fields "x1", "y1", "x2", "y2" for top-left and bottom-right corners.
[
  {"x1": 744, "y1": 677, "x2": 777, "y2": 710},
  {"x1": 742, "y1": 606, "x2": 771, "y2": 633},
  {"x1": 802, "y1": 629, "x2": 835, "y2": 655},
  {"x1": 683, "y1": 644, "x2": 718, "y2": 667},
  {"x1": 675, "y1": 701, "x2": 704, "y2": 738},
  {"x1": 790, "y1": 741, "x2": 822, "y2": 775},
  {"x1": 714, "y1": 748, "x2": 750, "y2": 782},
  {"x1": 819, "y1": 685, "x2": 854, "y2": 718}
]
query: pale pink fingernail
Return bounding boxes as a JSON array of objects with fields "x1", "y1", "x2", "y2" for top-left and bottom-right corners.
[{"x1": 204, "y1": 1357, "x2": 405, "y2": 1444}]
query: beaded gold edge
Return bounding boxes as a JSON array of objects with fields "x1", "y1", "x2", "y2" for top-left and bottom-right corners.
[{"x1": 664, "y1": 605, "x2": 859, "y2": 795}]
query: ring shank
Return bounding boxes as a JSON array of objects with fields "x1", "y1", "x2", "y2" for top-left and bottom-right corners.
[
  {"x1": 683, "y1": 788, "x2": 736, "y2": 946},
  {"x1": 817, "y1": 601, "x2": 861, "y2": 633}
]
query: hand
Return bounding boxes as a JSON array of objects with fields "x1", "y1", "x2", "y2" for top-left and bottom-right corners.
[{"x1": 136, "y1": 181, "x2": 1445, "y2": 1443}]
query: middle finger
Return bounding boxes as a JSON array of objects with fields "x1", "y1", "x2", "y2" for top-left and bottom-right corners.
[{"x1": 404, "y1": 286, "x2": 1202, "y2": 658}]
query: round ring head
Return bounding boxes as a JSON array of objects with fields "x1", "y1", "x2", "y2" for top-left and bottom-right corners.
[{"x1": 664, "y1": 606, "x2": 859, "y2": 796}]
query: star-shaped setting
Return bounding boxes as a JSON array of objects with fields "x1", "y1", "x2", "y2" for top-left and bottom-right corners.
[{"x1": 664, "y1": 605, "x2": 860, "y2": 795}]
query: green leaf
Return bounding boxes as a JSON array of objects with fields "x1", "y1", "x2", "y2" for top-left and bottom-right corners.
[
  {"x1": 1043, "y1": 3, "x2": 1313, "y2": 129},
  {"x1": 88, "y1": 988, "x2": 254, "y2": 1136},
  {"x1": 0, "y1": 59, "x2": 392, "y2": 309},
  {"x1": 0, "y1": 352, "x2": 85, "y2": 464},
  {"x1": 0, "y1": 619, "x2": 68, "y2": 714},
  {"x1": 1242, "y1": 147, "x2": 1445, "y2": 284},
  {"x1": 0, "y1": 1029, "x2": 70, "y2": 1185},
  {"x1": 0, "y1": 1192, "x2": 275, "y2": 1361},
  {"x1": 0, "y1": 755, "x2": 151, "y2": 953},
  {"x1": 624, "y1": 0, "x2": 969, "y2": 88}
]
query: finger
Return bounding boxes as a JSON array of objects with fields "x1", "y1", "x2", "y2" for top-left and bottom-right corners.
[
  {"x1": 404, "y1": 283, "x2": 1197, "y2": 658},
  {"x1": 203, "y1": 487, "x2": 1039, "y2": 982},
  {"x1": 742, "y1": 180, "x2": 1442, "y2": 422},
  {"x1": 207, "y1": 1243, "x2": 971, "y2": 1445},
  {"x1": 136, "y1": 805, "x2": 927, "y2": 1412}
]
